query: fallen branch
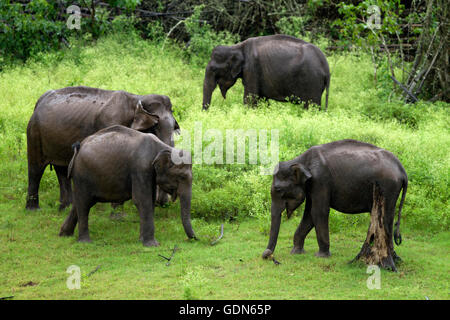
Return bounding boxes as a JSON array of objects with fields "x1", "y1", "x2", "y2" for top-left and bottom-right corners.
[
  {"x1": 0, "y1": 296, "x2": 14, "y2": 300},
  {"x1": 391, "y1": 76, "x2": 419, "y2": 102},
  {"x1": 161, "y1": 19, "x2": 185, "y2": 52},
  {"x1": 158, "y1": 245, "x2": 178, "y2": 266},
  {"x1": 272, "y1": 257, "x2": 281, "y2": 265},
  {"x1": 210, "y1": 224, "x2": 224, "y2": 246},
  {"x1": 87, "y1": 265, "x2": 101, "y2": 277}
]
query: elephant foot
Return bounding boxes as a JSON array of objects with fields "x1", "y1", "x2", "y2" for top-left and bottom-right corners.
[
  {"x1": 25, "y1": 196, "x2": 40, "y2": 211},
  {"x1": 315, "y1": 251, "x2": 331, "y2": 258},
  {"x1": 78, "y1": 236, "x2": 92, "y2": 243},
  {"x1": 26, "y1": 205, "x2": 40, "y2": 211},
  {"x1": 290, "y1": 247, "x2": 305, "y2": 255},
  {"x1": 262, "y1": 249, "x2": 273, "y2": 259},
  {"x1": 58, "y1": 202, "x2": 71, "y2": 212},
  {"x1": 59, "y1": 227, "x2": 74, "y2": 237},
  {"x1": 143, "y1": 239, "x2": 160, "y2": 247}
]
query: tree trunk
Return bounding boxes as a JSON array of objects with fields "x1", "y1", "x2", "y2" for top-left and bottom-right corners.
[
  {"x1": 353, "y1": 183, "x2": 397, "y2": 271},
  {"x1": 404, "y1": 0, "x2": 449, "y2": 102}
]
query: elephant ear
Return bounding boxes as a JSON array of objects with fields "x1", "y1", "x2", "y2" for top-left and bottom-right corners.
[
  {"x1": 131, "y1": 100, "x2": 159, "y2": 131},
  {"x1": 152, "y1": 149, "x2": 174, "y2": 173},
  {"x1": 229, "y1": 51, "x2": 243, "y2": 79},
  {"x1": 286, "y1": 198, "x2": 303, "y2": 219},
  {"x1": 290, "y1": 163, "x2": 312, "y2": 186}
]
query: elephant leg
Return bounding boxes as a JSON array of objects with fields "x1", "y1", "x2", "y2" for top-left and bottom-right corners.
[
  {"x1": 132, "y1": 179, "x2": 158, "y2": 247},
  {"x1": 313, "y1": 95, "x2": 322, "y2": 109},
  {"x1": 54, "y1": 165, "x2": 72, "y2": 211},
  {"x1": 303, "y1": 100, "x2": 310, "y2": 110},
  {"x1": 26, "y1": 162, "x2": 46, "y2": 210},
  {"x1": 74, "y1": 191, "x2": 94, "y2": 243},
  {"x1": 310, "y1": 191, "x2": 331, "y2": 257},
  {"x1": 382, "y1": 194, "x2": 398, "y2": 268},
  {"x1": 59, "y1": 206, "x2": 78, "y2": 236},
  {"x1": 291, "y1": 198, "x2": 313, "y2": 254},
  {"x1": 244, "y1": 92, "x2": 258, "y2": 107},
  {"x1": 243, "y1": 73, "x2": 260, "y2": 107}
]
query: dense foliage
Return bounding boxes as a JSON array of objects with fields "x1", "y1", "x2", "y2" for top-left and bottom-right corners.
[
  {"x1": 0, "y1": 0, "x2": 67, "y2": 65},
  {"x1": 1, "y1": 0, "x2": 447, "y2": 101}
]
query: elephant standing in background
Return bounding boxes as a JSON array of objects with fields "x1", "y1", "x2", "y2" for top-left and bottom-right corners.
[
  {"x1": 262, "y1": 139, "x2": 407, "y2": 271},
  {"x1": 202, "y1": 34, "x2": 330, "y2": 110},
  {"x1": 26, "y1": 86, "x2": 179, "y2": 211},
  {"x1": 59, "y1": 125, "x2": 196, "y2": 246}
]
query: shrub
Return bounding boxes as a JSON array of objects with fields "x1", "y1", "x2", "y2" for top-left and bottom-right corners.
[
  {"x1": 0, "y1": 0, "x2": 68, "y2": 67},
  {"x1": 183, "y1": 5, "x2": 239, "y2": 67}
]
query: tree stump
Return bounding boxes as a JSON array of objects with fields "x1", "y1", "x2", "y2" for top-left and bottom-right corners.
[{"x1": 353, "y1": 183, "x2": 398, "y2": 271}]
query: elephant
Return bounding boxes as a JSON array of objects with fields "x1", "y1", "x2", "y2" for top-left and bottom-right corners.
[
  {"x1": 26, "y1": 86, "x2": 179, "y2": 211},
  {"x1": 202, "y1": 34, "x2": 330, "y2": 111},
  {"x1": 262, "y1": 139, "x2": 407, "y2": 270},
  {"x1": 59, "y1": 125, "x2": 196, "y2": 246}
]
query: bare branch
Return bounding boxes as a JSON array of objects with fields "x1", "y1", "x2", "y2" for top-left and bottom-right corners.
[{"x1": 211, "y1": 224, "x2": 224, "y2": 245}]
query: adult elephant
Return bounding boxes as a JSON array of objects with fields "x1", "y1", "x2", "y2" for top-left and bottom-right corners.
[
  {"x1": 262, "y1": 140, "x2": 408, "y2": 271},
  {"x1": 26, "y1": 86, "x2": 179, "y2": 211},
  {"x1": 202, "y1": 34, "x2": 330, "y2": 111}
]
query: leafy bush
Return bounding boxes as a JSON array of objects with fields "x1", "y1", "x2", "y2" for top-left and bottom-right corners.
[
  {"x1": 0, "y1": 0, "x2": 68, "y2": 67},
  {"x1": 183, "y1": 5, "x2": 239, "y2": 67}
]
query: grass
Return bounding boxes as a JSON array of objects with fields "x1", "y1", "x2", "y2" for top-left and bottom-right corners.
[
  {"x1": 0, "y1": 33, "x2": 449, "y2": 299},
  {"x1": 1, "y1": 204, "x2": 449, "y2": 299}
]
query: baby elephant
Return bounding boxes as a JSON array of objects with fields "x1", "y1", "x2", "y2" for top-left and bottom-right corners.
[
  {"x1": 262, "y1": 139, "x2": 407, "y2": 270},
  {"x1": 59, "y1": 125, "x2": 196, "y2": 246}
]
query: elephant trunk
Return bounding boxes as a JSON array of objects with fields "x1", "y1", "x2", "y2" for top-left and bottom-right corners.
[
  {"x1": 179, "y1": 185, "x2": 196, "y2": 239},
  {"x1": 202, "y1": 68, "x2": 216, "y2": 110},
  {"x1": 262, "y1": 199, "x2": 285, "y2": 259}
]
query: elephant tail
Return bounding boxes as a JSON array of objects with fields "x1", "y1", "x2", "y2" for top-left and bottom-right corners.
[
  {"x1": 394, "y1": 177, "x2": 407, "y2": 246},
  {"x1": 67, "y1": 142, "x2": 81, "y2": 179},
  {"x1": 324, "y1": 74, "x2": 330, "y2": 112}
]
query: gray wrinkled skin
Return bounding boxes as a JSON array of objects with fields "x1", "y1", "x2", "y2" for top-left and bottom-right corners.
[
  {"x1": 203, "y1": 34, "x2": 330, "y2": 110},
  {"x1": 59, "y1": 125, "x2": 196, "y2": 246},
  {"x1": 263, "y1": 139, "x2": 407, "y2": 262},
  {"x1": 26, "y1": 86, "x2": 179, "y2": 210}
]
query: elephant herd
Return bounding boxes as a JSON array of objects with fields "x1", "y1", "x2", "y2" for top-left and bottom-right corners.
[{"x1": 25, "y1": 35, "x2": 407, "y2": 271}]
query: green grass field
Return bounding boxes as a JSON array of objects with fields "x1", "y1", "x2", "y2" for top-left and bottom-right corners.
[{"x1": 0, "y1": 34, "x2": 449, "y2": 299}]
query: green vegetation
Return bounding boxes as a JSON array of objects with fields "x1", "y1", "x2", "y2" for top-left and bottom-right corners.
[{"x1": 0, "y1": 33, "x2": 448, "y2": 299}]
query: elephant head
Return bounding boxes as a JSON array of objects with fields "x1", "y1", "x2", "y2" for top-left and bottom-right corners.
[
  {"x1": 152, "y1": 149, "x2": 196, "y2": 239},
  {"x1": 262, "y1": 161, "x2": 312, "y2": 259},
  {"x1": 202, "y1": 45, "x2": 244, "y2": 110},
  {"x1": 132, "y1": 95, "x2": 180, "y2": 147}
]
